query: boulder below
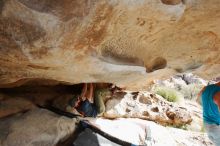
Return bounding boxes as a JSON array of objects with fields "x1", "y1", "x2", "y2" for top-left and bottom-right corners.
[
  {"x1": 86, "y1": 118, "x2": 213, "y2": 146},
  {"x1": 0, "y1": 108, "x2": 76, "y2": 146}
]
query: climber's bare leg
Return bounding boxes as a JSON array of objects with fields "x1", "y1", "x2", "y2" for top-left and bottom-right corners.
[
  {"x1": 80, "y1": 83, "x2": 87, "y2": 101},
  {"x1": 87, "y1": 83, "x2": 94, "y2": 103}
]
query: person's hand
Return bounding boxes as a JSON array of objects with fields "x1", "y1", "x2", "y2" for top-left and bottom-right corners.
[{"x1": 74, "y1": 97, "x2": 81, "y2": 108}]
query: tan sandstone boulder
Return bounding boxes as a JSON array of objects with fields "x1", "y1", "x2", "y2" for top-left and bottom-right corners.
[{"x1": 0, "y1": 0, "x2": 219, "y2": 88}]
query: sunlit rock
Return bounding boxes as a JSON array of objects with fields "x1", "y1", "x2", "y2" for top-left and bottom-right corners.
[
  {"x1": 0, "y1": 0, "x2": 220, "y2": 87},
  {"x1": 87, "y1": 118, "x2": 213, "y2": 146},
  {"x1": 104, "y1": 91, "x2": 192, "y2": 126}
]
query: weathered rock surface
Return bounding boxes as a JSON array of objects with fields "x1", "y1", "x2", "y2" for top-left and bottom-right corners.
[
  {"x1": 87, "y1": 118, "x2": 213, "y2": 146},
  {"x1": 104, "y1": 91, "x2": 192, "y2": 126},
  {"x1": 0, "y1": 94, "x2": 36, "y2": 118},
  {"x1": 0, "y1": 0, "x2": 220, "y2": 87},
  {"x1": 0, "y1": 108, "x2": 76, "y2": 146},
  {"x1": 151, "y1": 73, "x2": 206, "y2": 131},
  {"x1": 73, "y1": 128, "x2": 120, "y2": 146},
  {"x1": 184, "y1": 100, "x2": 203, "y2": 132}
]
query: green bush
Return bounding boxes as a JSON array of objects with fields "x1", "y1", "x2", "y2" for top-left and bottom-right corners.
[{"x1": 153, "y1": 86, "x2": 184, "y2": 103}]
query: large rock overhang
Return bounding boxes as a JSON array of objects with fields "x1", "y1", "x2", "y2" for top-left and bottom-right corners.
[{"x1": 0, "y1": 0, "x2": 219, "y2": 88}]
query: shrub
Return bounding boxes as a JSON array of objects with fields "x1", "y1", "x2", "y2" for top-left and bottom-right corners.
[{"x1": 152, "y1": 86, "x2": 184, "y2": 103}]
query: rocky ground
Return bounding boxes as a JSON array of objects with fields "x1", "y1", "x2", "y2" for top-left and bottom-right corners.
[{"x1": 0, "y1": 107, "x2": 213, "y2": 146}]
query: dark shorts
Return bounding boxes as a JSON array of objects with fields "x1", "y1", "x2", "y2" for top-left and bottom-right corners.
[{"x1": 77, "y1": 100, "x2": 97, "y2": 117}]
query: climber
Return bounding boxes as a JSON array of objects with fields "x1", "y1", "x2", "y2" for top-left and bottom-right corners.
[
  {"x1": 199, "y1": 82, "x2": 220, "y2": 146},
  {"x1": 67, "y1": 83, "x2": 117, "y2": 117},
  {"x1": 74, "y1": 83, "x2": 98, "y2": 117}
]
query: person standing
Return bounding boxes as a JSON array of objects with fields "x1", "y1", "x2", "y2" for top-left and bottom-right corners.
[{"x1": 200, "y1": 82, "x2": 220, "y2": 146}]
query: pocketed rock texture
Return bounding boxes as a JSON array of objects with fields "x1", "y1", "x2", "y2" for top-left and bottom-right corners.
[
  {"x1": 0, "y1": 108, "x2": 76, "y2": 146},
  {"x1": 0, "y1": 0, "x2": 220, "y2": 87},
  {"x1": 104, "y1": 91, "x2": 192, "y2": 126}
]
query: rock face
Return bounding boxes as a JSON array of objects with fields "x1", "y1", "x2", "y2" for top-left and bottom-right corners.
[
  {"x1": 0, "y1": 94, "x2": 36, "y2": 118},
  {"x1": 0, "y1": 0, "x2": 220, "y2": 87},
  {"x1": 0, "y1": 108, "x2": 76, "y2": 146},
  {"x1": 73, "y1": 128, "x2": 120, "y2": 146},
  {"x1": 104, "y1": 91, "x2": 192, "y2": 126},
  {"x1": 87, "y1": 118, "x2": 213, "y2": 146}
]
